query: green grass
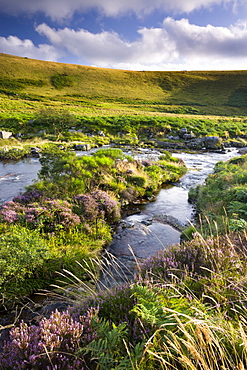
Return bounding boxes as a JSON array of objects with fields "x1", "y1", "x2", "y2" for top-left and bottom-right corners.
[{"x1": 1, "y1": 53, "x2": 247, "y2": 120}]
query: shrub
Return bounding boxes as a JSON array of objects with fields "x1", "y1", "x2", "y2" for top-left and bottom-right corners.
[
  {"x1": 91, "y1": 190, "x2": 121, "y2": 223},
  {"x1": 126, "y1": 174, "x2": 147, "y2": 187},
  {"x1": 0, "y1": 225, "x2": 50, "y2": 298},
  {"x1": 0, "y1": 198, "x2": 81, "y2": 232},
  {"x1": 74, "y1": 194, "x2": 100, "y2": 222}
]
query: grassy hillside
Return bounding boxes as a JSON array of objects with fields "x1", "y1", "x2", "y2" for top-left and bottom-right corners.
[{"x1": 1, "y1": 53, "x2": 247, "y2": 119}]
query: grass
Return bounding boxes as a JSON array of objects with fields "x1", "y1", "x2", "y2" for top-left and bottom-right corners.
[{"x1": 1, "y1": 53, "x2": 247, "y2": 121}]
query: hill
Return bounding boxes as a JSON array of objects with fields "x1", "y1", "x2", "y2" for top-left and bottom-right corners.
[{"x1": 1, "y1": 53, "x2": 247, "y2": 119}]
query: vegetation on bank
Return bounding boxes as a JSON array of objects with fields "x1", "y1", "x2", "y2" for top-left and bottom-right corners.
[
  {"x1": 0, "y1": 147, "x2": 186, "y2": 305},
  {"x1": 1, "y1": 109, "x2": 247, "y2": 162},
  {"x1": 188, "y1": 154, "x2": 247, "y2": 234},
  {"x1": 1, "y1": 229, "x2": 247, "y2": 369}
]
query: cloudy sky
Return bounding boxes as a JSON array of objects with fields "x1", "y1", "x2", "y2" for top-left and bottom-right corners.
[{"x1": 0, "y1": 0, "x2": 247, "y2": 71}]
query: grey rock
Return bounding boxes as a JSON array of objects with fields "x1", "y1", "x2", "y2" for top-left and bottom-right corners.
[
  {"x1": 30, "y1": 147, "x2": 41, "y2": 157},
  {"x1": 74, "y1": 143, "x2": 91, "y2": 151},
  {"x1": 204, "y1": 136, "x2": 222, "y2": 149},
  {"x1": 0, "y1": 131, "x2": 12, "y2": 139},
  {"x1": 183, "y1": 132, "x2": 195, "y2": 140},
  {"x1": 238, "y1": 147, "x2": 247, "y2": 154},
  {"x1": 179, "y1": 128, "x2": 187, "y2": 137}
]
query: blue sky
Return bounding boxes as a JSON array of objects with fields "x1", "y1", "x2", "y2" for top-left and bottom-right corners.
[{"x1": 0, "y1": 0, "x2": 247, "y2": 70}]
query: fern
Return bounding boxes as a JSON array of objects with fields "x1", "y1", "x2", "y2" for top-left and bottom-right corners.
[{"x1": 82, "y1": 318, "x2": 131, "y2": 369}]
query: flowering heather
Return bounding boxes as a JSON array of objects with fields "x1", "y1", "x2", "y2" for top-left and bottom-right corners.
[
  {"x1": 75, "y1": 190, "x2": 121, "y2": 224},
  {"x1": 74, "y1": 194, "x2": 100, "y2": 222},
  {"x1": 0, "y1": 209, "x2": 18, "y2": 223},
  {"x1": 141, "y1": 234, "x2": 237, "y2": 282},
  {"x1": 13, "y1": 190, "x2": 43, "y2": 205},
  {"x1": 92, "y1": 190, "x2": 121, "y2": 223},
  {"x1": 0, "y1": 198, "x2": 80, "y2": 232},
  {"x1": 0, "y1": 310, "x2": 86, "y2": 369},
  {"x1": 0, "y1": 201, "x2": 26, "y2": 223}
]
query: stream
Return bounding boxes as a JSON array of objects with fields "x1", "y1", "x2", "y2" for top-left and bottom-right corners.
[
  {"x1": 0, "y1": 147, "x2": 240, "y2": 287},
  {"x1": 99, "y1": 148, "x2": 240, "y2": 287}
]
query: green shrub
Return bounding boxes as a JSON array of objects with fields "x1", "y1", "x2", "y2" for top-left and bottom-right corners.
[
  {"x1": 127, "y1": 174, "x2": 147, "y2": 187},
  {"x1": 0, "y1": 225, "x2": 50, "y2": 300}
]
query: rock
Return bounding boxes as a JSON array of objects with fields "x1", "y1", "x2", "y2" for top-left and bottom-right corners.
[
  {"x1": 15, "y1": 133, "x2": 22, "y2": 139},
  {"x1": 156, "y1": 141, "x2": 184, "y2": 149},
  {"x1": 30, "y1": 147, "x2": 41, "y2": 157},
  {"x1": 230, "y1": 141, "x2": 246, "y2": 148},
  {"x1": 204, "y1": 136, "x2": 222, "y2": 149},
  {"x1": 141, "y1": 218, "x2": 153, "y2": 226},
  {"x1": 0, "y1": 131, "x2": 12, "y2": 139},
  {"x1": 179, "y1": 128, "x2": 187, "y2": 137},
  {"x1": 183, "y1": 132, "x2": 195, "y2": 140},
  {"x1": 121, "y1": 221, "x2": 135, "y2": 228},
  {"x1": 238, "y1": 147, "x2": 247, "y2": 154},
  {"x1": 74, "y1": 143, "x2": 91, "y2": 151},
  {"x1": 154, "y1": 214, "x2": 187, "y2": 231}
]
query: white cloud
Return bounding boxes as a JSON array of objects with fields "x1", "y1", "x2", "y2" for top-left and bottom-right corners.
[
  {"x1": 162, "y1": 17, "x2": 247, "y2": 58},
  {"x1": 0, "y1": 35, "x2": 63, "y2": 61},
  {"x1": 3, "y1": 16, "x2": 247, "y2": 71},
  {"x1": 0, "y1": 0, "x2": 240, "y2": 20},
  {"x1": 35, "y1": 19, "x2": 247, "y2": 70},
  {"x1": 36, "y1": 23, "x2": 177, "y2": 65}
]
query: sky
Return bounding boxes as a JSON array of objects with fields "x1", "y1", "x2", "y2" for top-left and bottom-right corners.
[{"x1": 0, "y1": 0, "x2": 247, "y2": 71}]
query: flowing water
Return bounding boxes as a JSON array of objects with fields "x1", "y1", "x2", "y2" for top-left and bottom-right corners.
[
  {"x1": 0, "y1": 158, "x2": 41, "y2": 204},
  {"x1": 122, "y1": 148, "x2": 240, "y2": 248}
]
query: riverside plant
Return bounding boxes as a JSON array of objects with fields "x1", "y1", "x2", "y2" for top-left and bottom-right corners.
[
  {"x1": 0, "y1": 189, "x2": 120, "y2": 233},
  {"x1": 0, "y1": 198, "x2": 81, "y2": 232}
]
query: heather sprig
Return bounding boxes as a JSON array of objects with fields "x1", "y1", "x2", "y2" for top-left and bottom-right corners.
[{"x1": 0, "y1": 310, "x2": 86, "y2": 369}]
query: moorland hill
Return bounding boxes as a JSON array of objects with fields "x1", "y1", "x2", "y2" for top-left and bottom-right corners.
[{"x1": 1, "y1": 53, "x2": 247, "y2": 118}]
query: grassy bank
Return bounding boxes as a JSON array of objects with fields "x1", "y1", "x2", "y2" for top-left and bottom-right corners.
[{"x1": 188, "y1": 154, "x2": 247, "y2": 235}]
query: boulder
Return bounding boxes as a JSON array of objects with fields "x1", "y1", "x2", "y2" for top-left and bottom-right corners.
[
  {"x1": 230, "y1": 141, "x2": 246, "y2": 148},
  {"x1": 30, "y1": 147, "x2": 41, "y2": 158},
  {"x1": 156, "y1": 141, "x2": 184, "y2": 149},
  {"x1": 238, "y1": 147, "x2": 247, "y2": 154},
  {"x1": 204, "y1": 136, "x2": 222, "y2": 149},
  {"x1": 179, "y1": 128, "x2": 187, "y2": 137},
  {"x1": 74, "y1": 143, "x2": 91, "y2": 151},
  {"x1": 183, "y1": 132, "x2": 195, "y2": 140},
  {"x1": 0, "y1": 131, "x2": 12, "y2": 139}
]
